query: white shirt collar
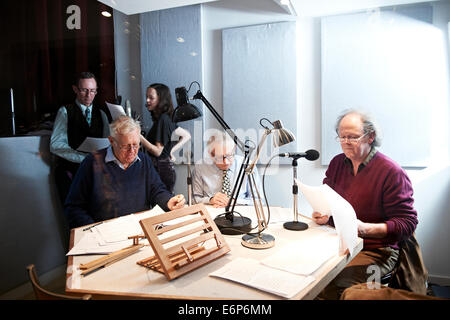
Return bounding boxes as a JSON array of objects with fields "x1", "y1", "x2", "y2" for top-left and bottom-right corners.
[{"x1": 75, "y1": 99, "x2": 92, "y2": 112}]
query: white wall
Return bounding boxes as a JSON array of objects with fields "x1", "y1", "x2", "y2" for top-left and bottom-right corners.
[{"x1": 172, "y1": 0, "x2": 450, "y2": 285}]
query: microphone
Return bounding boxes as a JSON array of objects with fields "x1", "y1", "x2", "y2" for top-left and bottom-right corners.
[{"x1": 278, "y1": 149, "x2": 320, "y2": 161}]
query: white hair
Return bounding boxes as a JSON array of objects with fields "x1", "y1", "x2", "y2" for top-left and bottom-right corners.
[
  {"x1": 206, "y1": 129, "x2": 235, "y2": 155},
  {"x1": 109, "y1": 115, "x2": 141, "y2": 138}
]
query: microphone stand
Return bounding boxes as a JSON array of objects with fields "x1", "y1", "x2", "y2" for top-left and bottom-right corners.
[
  {"x1": 186, "y1": 150, "x2": 193, "y2": 206},
  {"x1": 283, "y1": 156, "x2": 308, "y2": 231},
  {"x1": 192, "y1": 90, "x2": 253, "y2": 235}
]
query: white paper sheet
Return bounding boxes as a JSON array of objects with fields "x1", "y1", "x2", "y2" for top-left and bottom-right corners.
[
  {"x1": 77, "y1": 137, "x2": 110, "y2": 153},
  {"x1": 94, "y1": 206, "x2": 165, "y2": 244},
  {"x1": 261, "y1": 233, "x2": 339, "y2": 275},
  {"x1": 210, "y1": 257, "x2": 315, "y2": 298},
  {"x1": 106, "y1": 101, "x2": 126, "y2": 120},
  {"x1": 296, "y1": 179, "x2": 359, "y2": 256},
  {"x1": 66, "y1": 206, "x2": 164, "y2": 256}
]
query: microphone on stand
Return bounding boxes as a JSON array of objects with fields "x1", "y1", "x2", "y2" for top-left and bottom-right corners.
[
  {"x1": 282, "y1": 149, "x2": 320, "y2": 231},
  {"x1": 278, "y1": 149, "x2": 320, "y2": 161},
  {"x1": 185, "y1": 149, "x2": 193, "y2": 206}
]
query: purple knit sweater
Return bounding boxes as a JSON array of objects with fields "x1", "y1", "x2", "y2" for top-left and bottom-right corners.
[{"x1": 324, "y1": 151, "x2": 418, "y2": 250}]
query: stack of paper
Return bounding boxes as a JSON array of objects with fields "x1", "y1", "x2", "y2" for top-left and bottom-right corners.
[
  {"x1": 77, "y1": 137, "x2": 110, "y2": 153},
  {"x1": 67, "y1": 206, "x2": 165, "y2": 256},
  {"x1": 210, "y1": 257, "x2": 315, "y2": 299}
]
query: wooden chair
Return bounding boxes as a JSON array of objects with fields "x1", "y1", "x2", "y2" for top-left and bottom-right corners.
[{"x1": 26, "y1": 264, "x2": 91, "y2": 300}]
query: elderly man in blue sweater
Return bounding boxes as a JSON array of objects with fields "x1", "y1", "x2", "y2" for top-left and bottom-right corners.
[{"x1": 65, "y1": 115, "x2": 185, "y2": 229}]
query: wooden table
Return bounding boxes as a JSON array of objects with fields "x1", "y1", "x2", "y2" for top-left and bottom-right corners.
[{"x1": 65, "y1": 206, "x2": 363, "y2": 300}]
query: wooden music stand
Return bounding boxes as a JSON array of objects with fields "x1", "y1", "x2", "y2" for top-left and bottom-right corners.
[
  {"x1": 79, "y1": 235, "x2": 146, "y2": 276},
  {"x1": 137, "y1": 203, "x2": 230, "y2": 280}
]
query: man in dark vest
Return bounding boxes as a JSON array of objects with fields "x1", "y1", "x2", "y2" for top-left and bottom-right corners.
[{"x1": 50, "y1": 72, "x2": 110, "y2": 207}]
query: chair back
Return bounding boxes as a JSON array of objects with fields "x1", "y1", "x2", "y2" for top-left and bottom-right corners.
[{"x1": 26, "y1": 264, "x2": 91, "y2": 300}]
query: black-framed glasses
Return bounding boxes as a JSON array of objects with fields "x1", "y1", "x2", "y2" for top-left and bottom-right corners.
[
  {"x1": 335, "y1": 132, "x2": 369, "y2": 144},
  {"x1": 78, "y1": 87, "x2": 98, "y2": 95}
]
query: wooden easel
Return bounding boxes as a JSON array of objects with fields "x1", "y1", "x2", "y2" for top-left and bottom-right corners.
[
  {"x1": 137, "y1": 203, "x2": 230, "y2": 280},
  {"x1": 79, "y1": 235, "x2": 145, "y2": 275}
]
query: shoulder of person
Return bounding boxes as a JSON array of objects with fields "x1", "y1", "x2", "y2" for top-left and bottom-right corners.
[
  {"x1": 372, "y1": 151, "x2": 407, "y2": 176},
  {"x1": 159, "y1": 113, "x2": 173, "y2": 122}
]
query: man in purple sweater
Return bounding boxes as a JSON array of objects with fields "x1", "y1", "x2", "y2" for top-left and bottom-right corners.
[
  {"x1": 65, "y1": 116, "x2": 185, "y2": 229},
  {"x1": 314, "y1": 110, "x2": 418, "y2": 299}
]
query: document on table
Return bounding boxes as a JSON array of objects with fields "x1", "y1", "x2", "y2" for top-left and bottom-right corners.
[
  {"x1": 295, "y1": 179, "x2": 359, "y2": 256},
  {"x1": 261, "y1": 233, "x2": 339, "y2": 275},
  {"x1": 66, "y1": 206, "x2": 165, "y2": 256},
  {"x1": 106, "y1": 101, "x2": 126, "y2": 120},
  {"x1": 77, "y1": 137, "x2": 110, "y2": 153},
  {"x1": 210, "y1": 257, "x2": 315, "y2": 299}
]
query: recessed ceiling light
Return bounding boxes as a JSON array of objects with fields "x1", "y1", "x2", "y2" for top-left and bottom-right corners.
[
  {"x1": 102, "y1": 11, "x2": 112, "y2": 18},
  {"x1": 176, "y1": 37, "x2": 185, "y2": 43}
]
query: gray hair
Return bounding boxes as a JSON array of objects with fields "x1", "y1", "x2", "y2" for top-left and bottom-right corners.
[
  {"x1": 109, "y1": 115, "x2": 141, "y2": 138},
  {"x1": 335, "y1": 109, "x2": 382, "y2": 147},
  {"x1": 206, "y1": 129, "x2": 235, "y2": 154}
]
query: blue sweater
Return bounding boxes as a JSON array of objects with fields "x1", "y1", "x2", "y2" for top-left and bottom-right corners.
[{"x1": 64, "y1": 148, "x2": 173, "y2": 229}]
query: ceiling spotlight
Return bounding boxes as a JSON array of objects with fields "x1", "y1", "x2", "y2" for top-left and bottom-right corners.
[{"x1": 101, "y1": 11, "x2": 112, "y2": 18}]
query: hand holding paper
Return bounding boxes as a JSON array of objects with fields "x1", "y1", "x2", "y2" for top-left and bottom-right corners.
[{"x1": 295, "y1": 178, "x2": 359, "y2": 256}]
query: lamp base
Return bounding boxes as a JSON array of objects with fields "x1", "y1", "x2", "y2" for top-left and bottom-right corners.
[
  {"x1": 241, "y1": 233, "x2": 275, "y2": 249},
  {"x1": 214, "y1": 215, "x2": 252, "y2": 235},
  {"x1": 283, "y1": 221, "x2": 308, "y2": 231}
]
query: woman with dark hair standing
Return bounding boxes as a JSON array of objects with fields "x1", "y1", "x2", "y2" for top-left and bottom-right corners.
[{"x1": 140, "y1": 83, "x2": 190, "y2": 193}]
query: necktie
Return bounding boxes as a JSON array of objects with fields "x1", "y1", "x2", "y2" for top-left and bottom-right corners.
[
  {"x1": 85, "y1": 107, "x2": 91, "y2": 126},
  {"x1": 221, "y1": 169, "x2": 231, "y2": 197}
]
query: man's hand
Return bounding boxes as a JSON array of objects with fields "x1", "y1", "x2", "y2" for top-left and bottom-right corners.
[
  {"x1": 167, "y1": 194, "x2": 185, "y2": 210},
  {"x1": 209, "y1": 192, "x2": 229, "y2": 208},
  {"x1": 312, "y1": 211, "x2": 330, "y2": 225}
]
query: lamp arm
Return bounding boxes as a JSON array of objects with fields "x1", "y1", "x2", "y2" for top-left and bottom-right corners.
[
  {"x1": 193, "y1": 90, "x2": 248, "y2": 153},
  {"x1": 246, "y1": 128, "x2": 271, "y2": 173}
]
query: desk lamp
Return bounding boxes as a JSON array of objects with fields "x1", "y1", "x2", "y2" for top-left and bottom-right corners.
[
  {"x1": 173, "y1": 82, "x2": 254, "y2": 235},
  {"x1": 241, "y1": 118, "x2": 295, "y2": 249}
]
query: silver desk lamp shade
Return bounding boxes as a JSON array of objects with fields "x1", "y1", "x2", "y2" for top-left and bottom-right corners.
[{"x1": 272, "y1": 120, "x2": 295, "y2": 147}]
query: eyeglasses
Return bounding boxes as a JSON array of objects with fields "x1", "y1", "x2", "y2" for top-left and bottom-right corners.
[
  {"x1": 335, "y1": 132, "x2": 369, "y2": 144},
  {"x1": 78, "y1": 87, "x2": 98, "y2": 95},
  {"x1": 113, "y1": 139, "x2": 140, "y2": 151},
  {"x1": 214, "y1": 154, "x2": 234, "y2": 162}
]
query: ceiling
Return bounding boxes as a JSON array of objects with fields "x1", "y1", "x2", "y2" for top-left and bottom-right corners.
[
  {"x1": 97, "y1": 0, "x2": 438, "y2": 16},
  {"x1": 288, "y1": 0, "x2": 438, "y2": 17},
  {"x1": 96, "y1": 0, "x2": 219, "y2": 15}
]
